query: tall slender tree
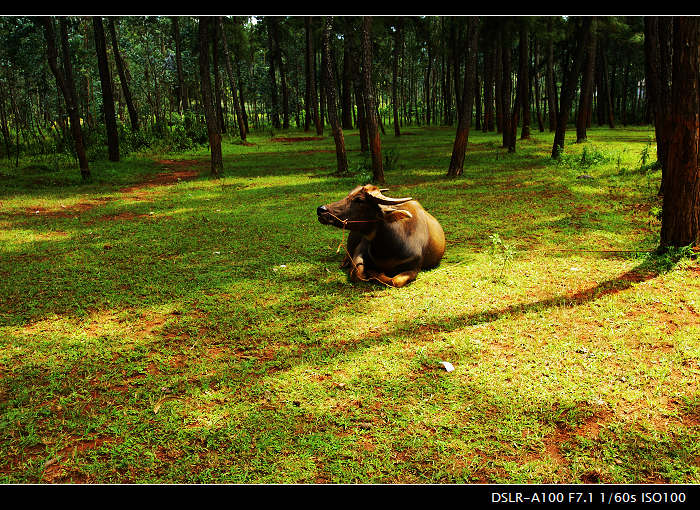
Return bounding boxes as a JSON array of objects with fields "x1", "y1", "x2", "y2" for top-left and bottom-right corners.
[
  {"x1": 644, "y1": 16, "x2": 673, "y2": 195},
  {"x1": 322, "y1": 17, "x2": 348, "y2": 175},
  {"x1": 361, "y1": 17, "x2": 384, "y2": 184},
  {"x1": 198, "y1": 17, "x2": 223, "y2": 177},
  {"x1": 552, "y1": 17, "x2": 590, "y2": 159},
  {"x1": 500, "y1": 21, "x2": 514, "y2": 152},
  {"x1": 171, "y1": 17, "x2": 187, "y2": 115},
  {"x1": 304, "y1": 17, "x2": 321, "y2": 134},
  {"x1": 660, "y1": 17, "x2": 700, "y2": 249},
  {"x1": 266, "y1": 18, "x2": 280, "y2": 130},
  {"x1": 576, "y1": 17, "x2": 597, "y2": 143},
  {"x1": 219, "y1": 17, "x2": 247, "y2": 142},
  {"x1": 108, "y1": 17, "x2": 139, "y2": 132},
  {"x1": 518, "y1": 21, "x2": 530, "y2": 140},
  {"x1": 38, "y1": 17, "x2": 90, "y2": 181},
  {"x1": 447, "y1": 17, "x2": 479, "y2": 177},
  {"x1": 392, "y1": 17, "x2": 402, "y2": 137},
  {"x1": 545, "y1": 19, "x2": 558, "y2": 133},
  {"x1": 93, "y1": 16, "x2": 119, "y2": 161}
]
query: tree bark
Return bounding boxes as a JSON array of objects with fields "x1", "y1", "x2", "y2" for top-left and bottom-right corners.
[
  {"x1": 447, "y1": 18, "x2": 480, "y2": 177},
  {"x1": 198, "y1": 17, "x2": 223, "y2": 177},
  {"x1": 266, "y1": 19, "x2": 280, "y2": 130},
  {"x1": 576, "y1": 17, "x2": 597, "y2": 143},
  {"x1": 341, "y1": 23, "x2": 354, "y2": 130},
  {"x1": 644, "y1": 16, "x2": 673, "y2": 195},
  {"x1": 39, "y1": 17, "x2": 90, "y2": 181},
  {"x1": 108, "y1": 18, "x2": 139, "y2": 132},
  {"x1": 545, "y1": 19, "x2": 557, "y2": 133},
  {"x1": 304, "y1": 17, "x2": 321, "y2": 134},
  {"x1": 270, "y1": 17, "x2": 289, "y2": 129},
  {"x1": 322, "y1": 17, "x2": 348, "y2": 175},
  {"x1": 392, "y1": 18, "x2": 402, "y2": 136},
  {"x1": 212, "y1": 19, "x2": 225, "y2": 134},
  {"x1": 660, "y1": 17, "x2": 700, "y2": 249},
  {"x1": 552, "y1": 18, "x2": 590, "y2": 159},
  {"x1": 93, "y1": 16, "x2": 119, "y2": 161},
  {"x1": 171, "y1": 17, "x2": 186, "y2": 114},
  {"x1": 483, "y1": 40, "x2": 495, "y2": 132},
  {"x1": 219, "y1": 17, "x2": 247, "y2": 142},
  {"x1": 361, "y1": 17, "x2": 384, "y2": 184},
  {"x1": 501, "y1": 23, "x2": 514, "y2": 151},
  {"x1": 519, "y1": 22, "x2": 530, "y2": 140},
  {"x1": 533, "y1": 35, "x2": 545, "y2": 132}
]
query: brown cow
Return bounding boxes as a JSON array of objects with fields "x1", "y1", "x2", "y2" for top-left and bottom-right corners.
[{"x1": 317, "y1": 185, "x2": 445, "y2": 287}]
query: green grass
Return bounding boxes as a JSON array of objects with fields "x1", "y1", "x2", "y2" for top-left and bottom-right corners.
[{"x1": 1, "y1": 125, "x2": 698, "y2": 483}]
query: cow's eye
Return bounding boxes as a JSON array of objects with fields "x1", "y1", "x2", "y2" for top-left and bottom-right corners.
[{"x1": 352, "y1": 197, "x2": 365, "y2": 203}]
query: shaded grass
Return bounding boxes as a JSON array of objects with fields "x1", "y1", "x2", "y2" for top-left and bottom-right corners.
[{"x1": 1, "y1": 126, "x2": 698, "y2": 483}]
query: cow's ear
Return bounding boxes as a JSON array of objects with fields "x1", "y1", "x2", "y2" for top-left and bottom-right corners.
[{"x1": 378, "y1": 204, "x2": 413, "y2": 223}]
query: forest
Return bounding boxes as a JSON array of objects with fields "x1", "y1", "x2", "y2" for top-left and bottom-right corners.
[{"x1": 0, "y1": 15, "x2": 699, "y2": 485}]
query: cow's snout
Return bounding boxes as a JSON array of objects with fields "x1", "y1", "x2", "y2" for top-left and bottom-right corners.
[{"x1": 317, "y1": 205, "x2": 332, "y2": 225}]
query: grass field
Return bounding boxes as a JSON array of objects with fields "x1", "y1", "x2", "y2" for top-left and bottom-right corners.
[{"x1": 0, "y1": 125, "x2": 698, "y2": 483}]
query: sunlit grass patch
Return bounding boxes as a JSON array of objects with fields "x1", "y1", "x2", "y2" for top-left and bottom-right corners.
[{"x1": 0, "y1": 126, "x2": 698, "y2": 483}]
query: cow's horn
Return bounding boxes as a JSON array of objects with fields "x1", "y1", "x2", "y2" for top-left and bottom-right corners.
[{"x1": 367, "y1": 188, "x2": 412, "y2": 205}]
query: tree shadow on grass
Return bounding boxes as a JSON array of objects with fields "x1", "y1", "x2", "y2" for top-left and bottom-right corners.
[{"x1": 361, "y1": 257, "x2": 675, "y2": 341}]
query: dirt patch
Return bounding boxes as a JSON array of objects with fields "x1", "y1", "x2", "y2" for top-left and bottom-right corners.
[
  {"x1": 96, "y1": 211, "x2": 151, "y2": 222},
  {"x1": 271, "y1": 136, "x2": 324, "y2": 142},
  {"x1": 41, "y1": 437, "x2": 115, "y2": 483},
  {"x1": 25, "y1": 197, "x2": 115, "y2": 217},
  {"x1": 119, "y1": 160, "x2": 203, "y2": 195}
]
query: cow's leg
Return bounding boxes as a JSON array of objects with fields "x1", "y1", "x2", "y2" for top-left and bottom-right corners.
[
  {"x1": 369, "y1": 269, "x2": 419, "y2": 288},
  {"x1": 341, "y1": 231, "x2": 362, "y2": 268},
  {"x1": 348, "y1": 238, "x2": 370, "y2": 282}
]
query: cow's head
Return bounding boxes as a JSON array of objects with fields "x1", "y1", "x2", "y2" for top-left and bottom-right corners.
[{"x1": 317, "y1": 185, "x2": 413, "y2": 230}]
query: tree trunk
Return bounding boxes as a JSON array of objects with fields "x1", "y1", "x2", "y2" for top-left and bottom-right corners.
[
  {"x1": 447, "y1": 18, "x2": 480, "y2": 177},
  {"x1": 660, "y1": 17, "x2": 700, "y2": 249},
  {"x1": 341, "y1": 26, "x2": 354, "y2": 130},
  {"x1": 39, "y1": 17, "x2": 90, "y2": 181},
  {"x1": 0, "y1": 88, "x2": 10, "y2": 159},
  {"x1": 93, "y1": 17, "x2": 119, "y2": 161},
  {"x1": 108, "y1": 18, "x2": 139, "y2": 132},
  {"x1": 322, "y1": 17, "x2": 348, "y2": 175},
  {"x1": 425, "y1": 41, "x2": 432, "y2": 126},
  {"x1": 392, "y1": 18, "x2": 402, "y2": 136},
  {"x1": 495, "y1": 33, "x2": 503, "y2": 133},
  {"x1": 171, "y1": 17, "x2": 186, "y2": 115},
  {"x1": 198, "y1": 17, "x2": 223, "y2": 177},
  {"x1": 361, "y1": 17, "x2": 384, "y2": 184},
  {"x1": 270, "y1": 17, "x2": 289, "y2": 130},
  {"x1": 501, "y1": 23, "x2": 514, "y2": 151},
  {"x1": 600, "y1": 48, "x2": 615, "y2": 128},
  {"x1": 304, "y1": 17, "x2": 321, "y2": 134},
  {"x1": 236, "y1": 61, "x2": 249, "y2": 134},
  {"x1": 356, "y1": 84, "x2": 369, "y2": 153},
  {"x1": 576, "y1": 17, "x2": 597, "y2": 143},
  {"x1": 519, "y1": 23, "x2": 531, "y2": 140},
  {"x1": 533, "y1": 36, "x2": 545, "y2": 132},
  {"x1": 644, "y1": 16, "x2": 673, "y2": 195},
  {"x1": 266, "y1": 19, "x2": 280, "y2": 130},
  {"x1": 545, "y1": 19, "x2": 557, "y2": 133},
  {"x1": 483, "y1": 40, "x2": 495, "y2": 132},
  {"x1": 552, "y1": 18, "x2": 590, "y2": 159},
  {"x1": 212, "y1": 19, "x2": 225, "y2": 134},
  {"x1": 219, "y1": 18, "x2": 247, "y2": 142}
]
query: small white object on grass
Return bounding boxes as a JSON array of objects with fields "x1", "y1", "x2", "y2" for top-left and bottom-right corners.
[{"x1": 440, "y1": 361, "x2": 455, "y2": 372}]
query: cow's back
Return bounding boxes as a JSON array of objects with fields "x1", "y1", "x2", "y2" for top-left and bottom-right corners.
[{"x1": 401, "y1": 201, "x2": 445, "y2": 269}]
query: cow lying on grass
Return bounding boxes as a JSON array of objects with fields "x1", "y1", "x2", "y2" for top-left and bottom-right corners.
[{"x1": 317, "y1": 185, "x2": 445, "y2": 287}]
